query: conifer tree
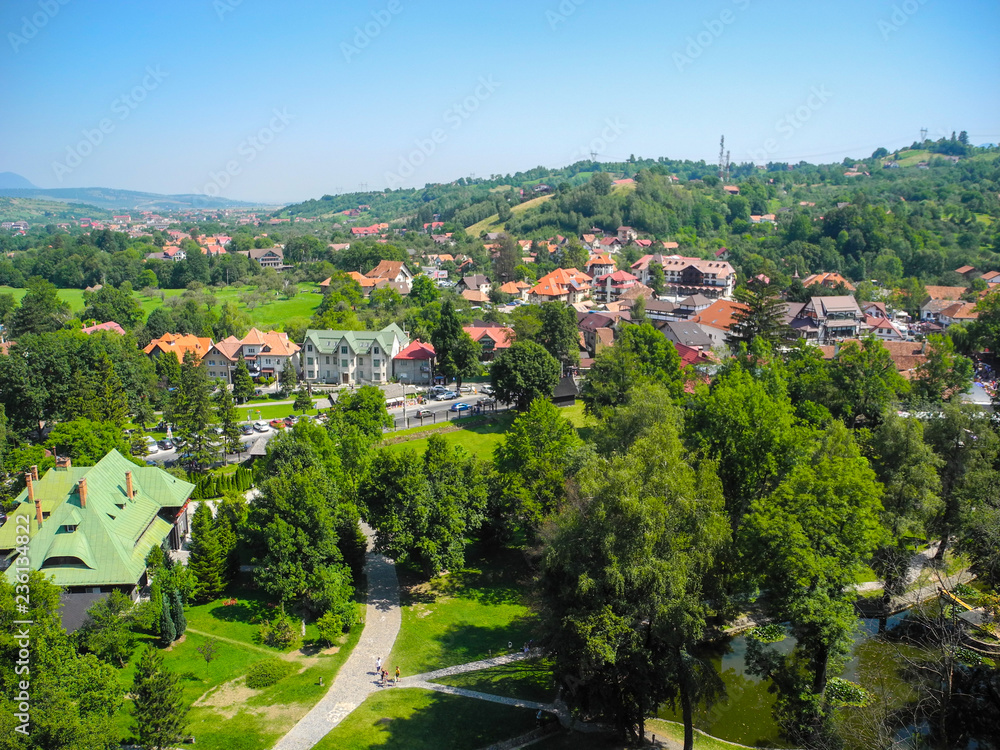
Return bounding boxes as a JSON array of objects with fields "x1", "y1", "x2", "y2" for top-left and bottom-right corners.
[
  {"x1": 233, "y1": 353, "x2": 255, "y2": 404},
  {"x1": 215, "y1": 385, "x2": 243, "y2": 456},
  {"x1": 171, "y1": 589, "x2": 187, "y2": 637},
  {"x1": 188, "y1": 503, "x2": 227, "y2": 602},
  {"x1": 131, "y1": 646, "x2": 188, "y2": 750},
  {"x1": 175, "y1": 349, "x2": 218, "y2": 470},
  {"x1": 294, "y1": 384, "x2": 313, "y2": 414},
  {"x1": 159, "y1": 596, "x2": 176, "y2": 647},
  {"x1": 279, "y1": 357, "x2": 298, "y2": 397}
]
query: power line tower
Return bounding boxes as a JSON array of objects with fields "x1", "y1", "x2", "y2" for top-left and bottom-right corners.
[
  {"x1": 920, "y1": 127, "x2": 928, "y2": 143},
  {"x1": 718, "y1": 135, "x2": 726, "y2": 180},
  {"x1": 590, "y1": 150, "x2": 598, "y2": 163},
  {"x1": 359, "y1": 182, "x2": 368, "y2": 193}
]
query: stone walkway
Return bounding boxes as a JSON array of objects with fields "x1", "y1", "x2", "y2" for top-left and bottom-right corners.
[
  {"x1": 272, "y1": 523, "x2": 400, "y2": 750},
  {"x1": 402, "y1": 650, "x2": 539, "y2": 683}
]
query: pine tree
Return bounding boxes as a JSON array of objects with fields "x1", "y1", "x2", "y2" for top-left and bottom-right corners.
[
  {"x1": 94, "y1": 353, "x2": 130, "y2": 426},
  {"x1": 233, "y1": 353, "x2": 255, "y2": 404},
  {"x1": 293, "y1": 384, "x2": 313, "y2": 414},
  {"x1": 188, "y1": 503, "x2": 227, "y2": 602},
  {"x1": 131, "y1": 646, "x2": 188, "y2": 750},
  {"x1": 279, "y1": 357, "x2": 298, "y2": 397},
  {"x1": 175, "y1": 350, "x2": 219, "y2": 470},
  {"x1": 171, "y1": 589, "x2": 187, "y2": 638},
  {"x1": 214, "y1": 386, "x2": 243, "y2": 456},
  {"x1": 729, "y1": 281, "x2": 793, "y2": 351},
  {"x1": 159, "y1": 596, "x2": 176, "y2": 647}
]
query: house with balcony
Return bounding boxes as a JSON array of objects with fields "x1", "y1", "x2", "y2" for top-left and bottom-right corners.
[
  {"x1": 300, "y1": 324, "x2": 409, "y2": 385},
  {"x1": 0, "y1": 452, "x2": 193, "y2": 631},
  {"x1": 239, "y1": 246, "x2": 285, "y2": 269},
  {"x1": 463, "y1": 325, "x2": 514, "y2": 361},
  {"x1": 392, "y1": 340, "x2": 436, "y2": 385},
  {"x1": 204, "y1": 328, "x2": 300, "y2": 382},
  {"x1": 790, "y1": 296, "x2": 865, "y2": 343},
  {"x1": 593, "y1": 270, "x2": 640, "y2": 304},
  {"x1": 630, "y1": 254, "x2": 736, "y2": 299},
  {"x1": 143, "y1": 333, "x2": 214, "y2": 363},
  {"x1": 529, "y1": 268, "x2": 592, "y2": 304}
]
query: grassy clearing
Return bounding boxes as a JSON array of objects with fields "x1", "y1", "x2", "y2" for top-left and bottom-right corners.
[
  {"x1": 313, "y1": 688, "x2": 537, "y2": 750},
  {"x1": 382, "y1": 413, "x2": 516, "y2": 460},
  {"x1": 432, "y1": 657, "x2": 556, "y2": 704},
  {"x1": 0, "y1": 283, "x2": 325, "y2": 331},
  {"x1": 115, "y1": 581, "x2": 366, "y2": 750},
  {"x1": 389, "y1": 545, "x2": 540, "y2": 676},
  {"x1": 466, "y1": 194, "x2": 556, "y2": 234}
]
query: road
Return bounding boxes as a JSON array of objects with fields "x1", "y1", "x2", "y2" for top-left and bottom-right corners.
[{"x1": 143, "y1": 390, "x2": 495, "y2": 467}]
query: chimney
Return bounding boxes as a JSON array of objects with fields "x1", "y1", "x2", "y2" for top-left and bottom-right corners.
[
  {"x1": 125, "y1": 471, "x2": 134, "y2": 500},
  {"x1": 55, "y1": 456, "x2": 72, "y2": 471},
  {"x1": 78, "y1": 478, "x2": 87, "y2": 508},
  {"x1": 27, "y1": 474, "x2": 42, "y2": 528},
  {"x1": 30, "y1": 465, "x2": 38, "y2": 481}
]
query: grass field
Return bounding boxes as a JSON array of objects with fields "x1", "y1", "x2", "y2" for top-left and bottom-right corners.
[
  {"x1": 313, "y1": 689, "x2": 537, "y2": 750},
  {"x1": 115, "y1": 580, "x2": 366, "y2": 750},
  {"x1": 0, "y1": 283, "x2": 325, "y2": 331},
  {"x1": 466, "y1": 194, "x2": 556, "y2": 235},
  {"x1": 382, "y1": 412, "x2": 517, "y2": 459},
  {"x1": 432, "y1": 657, "x2": 556, "y2": 704},
  {"x1": 389, "y1": 545, "x2": 540, "y2": 676}
]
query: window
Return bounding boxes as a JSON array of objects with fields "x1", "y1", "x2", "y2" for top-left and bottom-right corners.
[
  {"x1": 325, "y1": 356, "x2": 330, "y2": 365},
  {"x1": 62, "y1": 525, "x2": 77, "y2": 533},
  {"x1": 359, "y1": 371, "x2": 365, "y2": 380},
  {"x1": 341, "y1": 346, "x2": 348, "y2": 354},
  {"x1": 265, "y1": 358, "x2": 271, "y2": 365},
  {"x1": 374, "y1": 372, "x2": 381, "y2": 381},
  {"x1": 373, "y1": 346, "x2": 380, "y2": 354},
  {"x1": 307, "y1": 357, "x2": 314, "y2": 366},
  {"x1": 341, "y1": 359, "x2": 348, "y2": 368},
  {"x1": 307, "y1": 344, "x2": 313, "y2": 352},
  {"x1": 374, "y1": 359, "x2": 381, "y2": 368}
]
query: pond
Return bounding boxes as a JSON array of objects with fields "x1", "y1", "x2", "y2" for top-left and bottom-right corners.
[{"x1": 657, "y1": 610, "x2": 915, "y2": 748}]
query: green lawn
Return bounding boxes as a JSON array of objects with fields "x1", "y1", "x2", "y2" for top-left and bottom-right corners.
[
  {"x1": 389, "y1": 546, "x2": 540, "y2": 676},
  {"x1": 313, "y1": 689, "x2": 537, "y2": 750},
  {"x1": 432, "y1": 657, "x2": 556, "y2": 704},
  {"x1": 115, "y1": 581, "x2": 366, "y2": 750},
  {"x1": 382, "y1": 413, "x2": 516, "y2": 460},
  {"x1": 0, "y1": 283, "x2": 325, "y2": 331}
]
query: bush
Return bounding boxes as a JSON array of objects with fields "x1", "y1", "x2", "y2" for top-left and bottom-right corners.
[
  {"x1": 258, "y1": 612, "x2": 299, "y2": 649},
  {"x1": 747, "y1": 623, "x2": 785, "y2": 643},
  {"x1": 316, "y1": 610, "x2": 348, "y2": 647},
  {"x1": 826, "y1": 677, "x2": 872, "y2": 707},
  {"x1": 245, "y1": 658, "x2": 296, "y2": 689}
]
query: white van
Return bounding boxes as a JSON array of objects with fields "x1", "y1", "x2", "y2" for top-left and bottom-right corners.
[{"x1": 144, "y1": 436, "x2": 159, "y2": 452}]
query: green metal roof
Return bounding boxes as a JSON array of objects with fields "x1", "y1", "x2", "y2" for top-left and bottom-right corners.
[
  {"x1": 1, "y1": 450, "x2": 193, "y2": 588},
  {"x1": 304, "y1": 324, "x2": 407, "y2": 357}
]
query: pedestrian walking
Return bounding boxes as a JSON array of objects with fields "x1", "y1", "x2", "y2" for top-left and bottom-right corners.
[
  {"x1": 395, "y1": 666, "x2": 400, "y2": 683},
  {"x1": 376, "y1": 656, "x2": 381, "y2": 675}
]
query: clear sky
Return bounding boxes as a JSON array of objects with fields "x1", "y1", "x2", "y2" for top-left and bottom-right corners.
[{"x1": 2, "y1": 0, "x2": 998, "y2": 203}]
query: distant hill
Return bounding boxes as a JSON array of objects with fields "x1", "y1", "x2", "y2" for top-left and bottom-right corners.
[
  {"x1": 0, "y1": 196, "x2": 113, "y2": 222},
  {"x1": 0, "y1": 172, "x2": 37, "y2": 189},
  {"x1": 0, "y1": 186, "x2": 277, "y2": 212}
]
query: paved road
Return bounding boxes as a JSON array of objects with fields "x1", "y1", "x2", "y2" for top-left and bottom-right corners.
[{"x1": 272, "y1": 523, "x2": 401, "y2": 750}]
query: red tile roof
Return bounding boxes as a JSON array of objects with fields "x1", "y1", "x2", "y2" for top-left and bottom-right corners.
[{"x1": 394, "y1": 340, "x2": 436, "y2": 360}]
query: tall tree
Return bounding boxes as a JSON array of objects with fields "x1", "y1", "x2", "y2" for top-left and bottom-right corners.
[
  {"x1": 729, "y1": 282, "x2": 792, "y2": 350},
  {"x1": 76, "y1": 590, "x2": 138, "y2": 667},
  {"x1": 830, "y1": 337, "x2": 909, "y2": 427},
  {"x1": 232, "y1": 353, "x2": 254, "y2": 403},
  {"x1": 279, "y1": 356, "x2": 298, "y2": 397},
  {"x1": 188, "y1": 503, "x2": 227, "y2": 602},
  {"x1": 158, "y1": 597, "x2": 176, "y2": 647},
  {"x1": 536, "y1": 301, "x2": 580, "y2": 371},
  {"x1": 8, "y1": 276, "x2": 71, "y2": 336},
  {"x1": 130, "y1": 646, "x2": 188, "y2": 750},
  {"x1": 490, "y1": 341, "x2": 561, "y2": 410},
  {"x1": 539, "y1": 427, "x2": 728, "y2": 746},
  {"x1": 493, "y1": 233, "x2": 521, "y2": 282},
  {"x1": 913, "y1": 333, "x2": 974, "y2": 402},
  {"x1": 81, "y1": 282, "x2": 144, "y2": 329},
  {"x1": 431, "y1": 299, "x2": 481, "y2": 389},
  {"x1": 409, "y1": 274, "x2": 440, "y2": 305},
  {"x1": 214, "y1": 386, "x2": 243, "y2": 456},
  {"x1": 174, "y1": 350, "x2": 218, "y2": 470}
]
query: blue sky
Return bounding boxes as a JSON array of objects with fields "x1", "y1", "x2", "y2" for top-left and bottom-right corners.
[{"x1": 1, "y1": 0, "x2": 998, "y2": 203}]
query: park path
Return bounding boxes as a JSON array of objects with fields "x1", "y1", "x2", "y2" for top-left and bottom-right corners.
[{"x1": 272, "y1": 523, "x2": 400, "y2": 750}]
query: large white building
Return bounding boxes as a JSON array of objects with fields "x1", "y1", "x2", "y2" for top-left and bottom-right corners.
[{"x1": 300, "y1": 324, "x2": 409, "y2": 385}]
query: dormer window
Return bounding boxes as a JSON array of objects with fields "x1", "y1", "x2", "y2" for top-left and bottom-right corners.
[{"x1": 63, "y1": 524, "x2": 78, "y2": 533}]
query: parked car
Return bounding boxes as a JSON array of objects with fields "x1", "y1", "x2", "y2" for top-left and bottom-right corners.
[
  {"x1": 253, "y1": 421, "x2": 269, "y2": 432},
  {"x1": 430, "y1": 385, "x2": 448, "y2": 394},
  {"x1": 283, "y1": 416, "x2": 296, "y2": 426},
  {"x1": 450, "y1": 402, "x2": 471, "y2": 413},
  {"x1": 240, "y1": 424, "x2": 254, "y2": 435},
  {"x1": 433, "y1": 392, "x2": 450, "y2": 401},
  {"x1": 459, "y1": 384, "x2": 474, "y2": 393},
  {"x1": 144, "y1": 436, "x2": 159, "y2": 452},
  {"x1": 157, "y1": 439, "x2": 173, "y2": 451},
  {"x1": 479, "y1": 385, "x2": 492, "y2": 395},
  {"x1": 416, "y1": 409, "x2": 433, "y2": 419},
  {"x1": 269, "y1": 419, "x2": 286, "y2": 429},
  {"x1": 144, "y1": 460, "x2": 158, "y2": 467}
]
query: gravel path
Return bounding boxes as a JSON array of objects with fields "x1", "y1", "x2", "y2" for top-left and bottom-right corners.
[
  {"x1": 402, "y1": 650, "x2": 540, "y2": 684},
  {"x1": 272, "y1": 523, "x2": 400, "y2": 750}
]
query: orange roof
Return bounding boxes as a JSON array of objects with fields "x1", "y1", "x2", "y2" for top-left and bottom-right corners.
[
  {"x1": 691, "y1": 299, "x2": 749, "y2": 331},
  {"x1": 212, "y1": 328, "x2": 299, "y2": 362},
  {"x1": 464, "y1": 326, "x2": 514, "y2": 349},
  {"x1": 366, "y1": 260, "x2": 406, "y2": 279},
  {"x1": 924, "y1": 285, "x2": 966, "y2": 301},
  {"x1": 143, "y1": 333, "x2": 213, "y2": 360},
  {"x1": 940, "y1": 302, "x2": 979, "y2": 320},
  {"x1": 346, "y1": 271, "x2": 378, "y2": 288},
  {"x1": 587, "y1": 253, "x2": 616, "y2": 269},
  {"x1": 803, "y1": 272, "x2": 856, "y2": 292},
  {"x1": 530, "y1": 267, "x2": 592, "y2": 297},
  {"x1": 499, "y1": 280, "x2": 529, "y2": 294}
]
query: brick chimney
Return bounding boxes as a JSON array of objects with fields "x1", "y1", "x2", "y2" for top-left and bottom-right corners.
[
  {"x1": 78, "y1": 478, "x2": 87, "y2": 509},
  {"x1": 30, "y1": 465, "x2": 38, "y2": 481},
  {"x1": 26, "y1": 473, "x2": 42, "y2": 528},
  {"x1": 55, "y1": 456, "x2": 72, "y2": 471},
  {"x1": 125, "y1": 471, "x2": 134, "y2": 500}
]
